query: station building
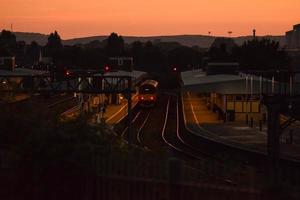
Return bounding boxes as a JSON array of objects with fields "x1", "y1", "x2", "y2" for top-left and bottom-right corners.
[
  {"x1": 286, "y1": 24, "x2": 300, "y2": 49},
  {"x1": 0, "y1": 56, "x2": 15, "y2": 71},
  {"x1": 180, "y1": 64, "x2": 274, "y2": 122}
]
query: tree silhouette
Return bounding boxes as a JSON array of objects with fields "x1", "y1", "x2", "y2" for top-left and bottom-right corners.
[
  {"x1": 232, "y1": 38, "x2": 289, "y2": 71},
  {"x1": 45, "y1": 31, "x2": 62, "y2": 58},
  {"x1": 46, "y1": 31, "x2": 62, "y2": 49},
  {"x1": 168, "y1": 46, "x2": 202, "y2": 71},
  {"x1": 24, "y1": 41, "x2": 40, "y2": 66},
  {"x1": 105, "y1": 32, "x2": 124, "y2": 56},
  {"x1": 208, "y1": 37, "x2": 236, "y2": 62},
  {"x1": 130, "y1": 41, "x2": 143, "y2": 66},
  {"x1": 0, "y1": 30, "x2": 17, "y2": 48}
]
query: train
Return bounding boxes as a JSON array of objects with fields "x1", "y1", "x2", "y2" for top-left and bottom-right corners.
[{"x1": 138, "y1": 80, "x2": 159, "y2": 107}]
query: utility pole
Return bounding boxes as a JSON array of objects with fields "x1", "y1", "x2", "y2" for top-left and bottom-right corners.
[
  {"x1": 127, "y1": 78, "x2": 132, "y2": 144},
  {"x1": 228, "y1": 31, "x2": 232, "y2": 37},
  {"x1": 265, "y1": 96, "x2": 281, "y2": 187}
]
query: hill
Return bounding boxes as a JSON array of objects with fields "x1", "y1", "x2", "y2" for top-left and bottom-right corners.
[
  {"x1": 14, "y1": 32, "x2": 285, "y2": 48},
  {"x1": 14, "y1": 32, "x2": 49, "y2": 45}
]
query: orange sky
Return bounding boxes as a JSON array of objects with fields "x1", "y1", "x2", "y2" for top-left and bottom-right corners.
[{"x1": 0, "y1": 0, "x2": 299, "y2": 39}]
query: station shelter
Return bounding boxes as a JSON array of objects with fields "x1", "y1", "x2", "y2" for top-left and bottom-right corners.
[{"x1": 181, "y1": 69, "x2": 271, "y2": 122}]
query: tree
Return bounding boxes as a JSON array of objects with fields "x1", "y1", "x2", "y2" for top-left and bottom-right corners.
[
  {"x1": 45, "y1": 31, "x2": 62, "y2": 57},
  {"x1": 208, "y1": 37, "x2": 236, "y2": 62},
  {"x1": 232, "y1": 38, "x2": 289, "y2": 71},
  {"x1": 105, "y1": 32, "x2": 124, "y2": 56},
  {"x1": 142, "y1": 41, "x2": 166, "y2": 71},
  {"x1": 24, "y1": 41, "x2": 40, "y2": 66},
  {"x1": 130, "y1": 41, "x2": 143, "y2": 65},
  {"x1": 46, "y1": 31, "x2": 62, "y2": 49},
  {"x1": 0, "y1": 30, "x2": 17, "y2": 48},
  {"x1": 168, "y1": 46, "x2": 202, "y2": 71}
]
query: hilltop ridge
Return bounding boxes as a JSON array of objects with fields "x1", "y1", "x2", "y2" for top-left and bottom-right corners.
[{"x1": 13, "y1": 32, "x2": 285, "y2": 48}]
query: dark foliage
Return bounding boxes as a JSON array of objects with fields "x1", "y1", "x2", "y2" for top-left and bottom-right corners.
[
  {"x1": 0, "y1": 30, "x2": 205, "y2": 73},
  {"x1": 105, "y1": 32, "x2": 125, "y2": 57},
  {"x1": 232, "y1": 38, "x2": 290, "y2": 71}
]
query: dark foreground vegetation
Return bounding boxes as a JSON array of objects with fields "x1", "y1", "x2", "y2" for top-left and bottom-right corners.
[{"x1": 0, "y1": 102, "x2": 295, "y2": 199}]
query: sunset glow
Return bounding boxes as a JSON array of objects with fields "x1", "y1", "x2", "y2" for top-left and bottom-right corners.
[{"x1": 1, "y1": 0, "x2": 299, "y2": 38}]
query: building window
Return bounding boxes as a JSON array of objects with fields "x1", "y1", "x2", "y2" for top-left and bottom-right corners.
[
  {"x1": 226, "y1": 95, "x2": 234, "y2": 101},
  {"x1": 235, "y1": 95, "x2": 243, "y2": 101}
]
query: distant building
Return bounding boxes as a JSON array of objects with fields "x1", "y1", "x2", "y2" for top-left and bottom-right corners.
[
  {"x1": 205, "y1": 62, "x2": 239, "y2": 75},
  {"x1": 109, "y1": 57, "x2": 133, "y2": 72},
  {"x1": 0, "y1": 56, "x2": 15, "y2": 71},
  {"x1": 285, "y1": 24, "x2": 300, "y2": 49}
]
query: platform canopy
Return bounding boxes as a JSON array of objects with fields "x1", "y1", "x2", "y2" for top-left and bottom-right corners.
[
  {"x1": 0, "y1": 68, "x2": 48, "y2": 76},
  {"x1": 181, "y1": 69, "x2": 264, "y2": 95},
  {"x1": 94, "y1": 70, "x2": 147, "y2": 85}
]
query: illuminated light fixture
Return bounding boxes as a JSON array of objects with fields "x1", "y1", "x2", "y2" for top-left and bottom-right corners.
[
  {"x1": 105, "y1": 65, "x2": 110, "y2": 71},
  {"x1": 173, "y1": 67, "x2": 177, "y2": 71},
  {"x1": 2, "y1": 81, "x2": 7, "y2": 84},
  {"x1": 150, "y1": 96, "x2": 154, "y2": 100},
  {"x1": 141, "y1": 97, "x2": 144, "y2": 100},
  {"x1": 119, "y1": 95, "x2": 124, "y2": 100},
  {"x1": 65, "y1": 70, "x2": 70, "y2": 76}
]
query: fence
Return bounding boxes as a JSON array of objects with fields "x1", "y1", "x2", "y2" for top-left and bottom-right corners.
[{"x1": 1, "y1": 147, "x2": 300, "y2": 200}]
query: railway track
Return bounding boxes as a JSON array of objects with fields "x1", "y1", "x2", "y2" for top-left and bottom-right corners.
[
  {"x1": 116, "y1": 94, "x2": 167, "y2": 149},
  {"x1": 115, "y1": 95, "x2": 236, "y2": 183},
  {"x1": 121, "y1": 109, "x2": 151, "y2": 146},
  {"x1": 115, "y1": 93, "x2": 300, "y2": 187},
  {"x1": 161, "y1": 95, "x2": 240, "y2": 185}
]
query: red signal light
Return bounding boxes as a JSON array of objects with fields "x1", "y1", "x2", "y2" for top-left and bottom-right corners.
[
  {"x1": 104, "y1": 65, "x2": 110, "y2": 71},
  {"x1": 173, "y1": 67, "x2": 177, "y2": 71},
  {"x1": 65, "y1": 70, "x2": 70, "y2": 76}
]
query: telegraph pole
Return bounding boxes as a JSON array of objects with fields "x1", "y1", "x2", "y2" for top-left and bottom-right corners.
[
  {"x1": 265, "y1": 96, "x2": 281, "y2": 187},
  {"x1": 127, "y1": 78, "x2": 132, "y2": 144}
]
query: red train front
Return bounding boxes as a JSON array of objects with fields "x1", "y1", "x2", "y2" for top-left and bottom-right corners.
[{"x1": 138, "y1": 80, "x2": 159, "y2": 107}]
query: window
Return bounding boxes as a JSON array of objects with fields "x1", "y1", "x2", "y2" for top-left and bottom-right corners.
[
  {"x1": 226, "y1": 95, "x2": 234, "y2": 101},
  {"x1": 139, "y1": 85, "x2": 156, "y2": 94},
  {"x1": 235, "y1": 95, "x2": 243, "y2": 101}
]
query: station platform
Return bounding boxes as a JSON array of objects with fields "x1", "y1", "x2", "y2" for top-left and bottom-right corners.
[
  {"x1": 105, "y1": 95, "x2": 139, "y2": 125},
  {"x1": 91, "y1": 94, "x2": 139, "y2": 126},
  {"x1": 182, "y1": 92, "x2": 300, "y2": 162}
]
